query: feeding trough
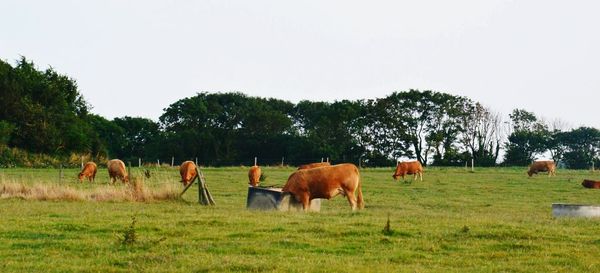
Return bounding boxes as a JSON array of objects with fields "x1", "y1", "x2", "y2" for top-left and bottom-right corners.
[
  {"x1": 552, "y1": 203, "x2": 600, "y2": 218},
  {"x1": 246, "y1": 186, "x2": 321, "y2": 212}
]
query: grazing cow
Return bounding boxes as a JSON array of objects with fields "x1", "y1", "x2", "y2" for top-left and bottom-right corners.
[
  {"x1": 107, "y1": 159, "x2": 129, "y2": 184},
  {"x1": 527, "y1": 160, "x2": 556, "y2": 177},
  {"x1": 78, "y1": 162, "x2": 97, "y2": 183},
  {"x1": 392, "y1": 161, "x2": 423, "y2": 181},
  {"x1": 297, "y1": 162, "x2": 331, "y2": 170},
  {"x1": 283, "y1": 163, "x2": 364, "y2": 211},
  {"x1": 582, "y1": 179, "x2": 600, "y2": 189},
  {"x1": 248, "y1": 165, "x2": 261, "y2": 187},
  {"x1": 179, "y1": 161, "x2": 198, "y2": 187}
]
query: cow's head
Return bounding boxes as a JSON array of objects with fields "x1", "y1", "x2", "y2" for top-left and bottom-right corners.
[
  {"x1": 392, "y1": 162, "x2": 403, "y2": 180},
  {"x1": 77, "y1": 172, "x2": 85, "y2": 182},
  {"x1": 123, "y1": 175, "x2": 130, "y2": 183},
  {"x1": 527, "y1": 170, "x2": 533, "y2": 177}
]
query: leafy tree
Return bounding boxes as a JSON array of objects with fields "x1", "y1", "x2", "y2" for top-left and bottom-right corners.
[
  {"x1": 560, "y1": 127, "x2": 600, "y2": 169},
  {"x1": 0, "y1": 57, "x2": 92, "y2": 155},
  {"x1": 291, "y1": 100, "x2": 365, "y2": 164},
  {"x1": 86, "y1": 114, "x2": 125, "y2": 158},
  {"x1": 113, "y1": 117, "x2": 160, "y2": 161},
  {"x1": 427, "y1": 94, "x2": 472, "y2": 166},
  {"x1": 0, "y1": 121, "x2": 15, "y2": 146},
  {"x1": 160, "y1": 92, "x2": 294, "y2": 165},
  {"x1": 503, "y1": 109, "x2": 551, "y2": 166},
  {"x1": 363, "y1": 97, "x2": 412, "y2": 162}
]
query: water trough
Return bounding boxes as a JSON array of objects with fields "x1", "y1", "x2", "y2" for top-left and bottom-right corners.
[
  {"x1": 246, "y1": 186, "x2": 321, "y2": 212},
  {"x1": 552, "y1": 203, "x2": 600, "y2": 218}
]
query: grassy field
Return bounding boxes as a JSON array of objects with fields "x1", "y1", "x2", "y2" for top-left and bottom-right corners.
[{"x1": 1, "y1": 166, "x2": 600, "y2": 272}]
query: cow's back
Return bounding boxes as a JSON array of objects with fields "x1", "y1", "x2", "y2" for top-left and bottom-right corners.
[
  {"x1": 530, "y1": 161, "x2": 555, "y2": 171},
  {"x1": 406, "y1": 161, "x2": 423, "y2": 173},
  {"x1": 82, "y1": 162, "x2": 97, "y2": 174},
  {"x1": 179, "y1": 161, "x2": 197, "y2": 184},
  {"x1": 297, "y1": 162, "x2": 331, "y2": 170},
  {"x1": 395, "y1": 161, "x2": 423, "y2": 175},
  {"x1": 108, "y1": 159, "x2": 126, "y2": 176}
]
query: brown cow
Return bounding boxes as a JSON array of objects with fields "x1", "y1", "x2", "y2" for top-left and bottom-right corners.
[
  {"x1": 180, "y1": 161, "x2": 198, "y2": 186},
  {"x1": 248, "y1": 165, "x2": 261, "y2": 187},
  {"x1": 392, "y1": 161, "x2": 423, "y2": 181},
  {"x1": 582, "y1": 179, "x2": 600, "y2": 189},
  {"x1": 78, "y1": 162, "x2": 97, "y2": 183},
  {"x1": 282, "y1": 163, "x2": 364, "y2": 211},
  {"x1": 107, "y1": 159, "x2": 129, "y2": 184},
  {"x1": 297, "y1": 162, "x2": 331, "y2": 170},
  {"x1": 527, "y1": 160, "x2": 556, "y2": 177}
]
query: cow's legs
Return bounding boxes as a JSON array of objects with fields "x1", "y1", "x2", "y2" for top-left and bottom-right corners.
[
  {"x1": 345, "y1": 190, "x2": 357, "y2": 211},
  {"x1": 419, "y1": 172, "x2": 423, "y2": 181},
  {"x1": 298, "y1": 194, "x2": 310, "y2": 212}
]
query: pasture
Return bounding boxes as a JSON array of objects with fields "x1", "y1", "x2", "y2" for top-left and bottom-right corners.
[{"x1": 1, "y1": 166, "x2": 600, "y2": 272}]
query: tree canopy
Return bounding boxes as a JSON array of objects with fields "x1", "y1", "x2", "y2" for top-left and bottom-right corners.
[{"x1": 1, "y1": 57, "x2": 599, "y2": 168}]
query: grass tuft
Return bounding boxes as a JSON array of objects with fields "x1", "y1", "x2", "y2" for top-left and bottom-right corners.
[
  {"x1": 382, "y1": 213, "x2": 394, "y2": 236},
  {"x1": 118, "y1": 216, "x2": 137, "y2": 246}
]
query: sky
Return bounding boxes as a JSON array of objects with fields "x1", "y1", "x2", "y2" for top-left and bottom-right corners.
[{"x1": 1, "y1": 0, "x2": 599, "y2": 128}]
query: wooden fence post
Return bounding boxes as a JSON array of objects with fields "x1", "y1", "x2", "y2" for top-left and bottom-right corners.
[
  {"x1": 181, "y1": 168, "x2": 215, "y2": 206},
  {"x1": 197, "y1": 168, "x2": 215, "y2": 206}
]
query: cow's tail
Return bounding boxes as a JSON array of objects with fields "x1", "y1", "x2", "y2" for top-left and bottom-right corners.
[{"x1": 356, "y1": 175, "x2": 364, "y2": 210}]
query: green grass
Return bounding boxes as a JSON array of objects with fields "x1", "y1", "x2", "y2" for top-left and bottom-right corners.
[{"x1": 1, "y1": 166, "x2": 600, "y2": 272}]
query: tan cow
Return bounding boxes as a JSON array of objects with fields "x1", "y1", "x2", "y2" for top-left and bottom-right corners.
[
  {"x1": 297, "y1": 162, "x2": 331, "y2": 170},
  {"x1": 107, "y1": 159, "x2": 129, "y2": 184},
  {"x1": 78, "y1": 162, "x2": 97, "y2": 183},
  {"x1": 527, "y1": 160, "x2": 556, "y2": 177},
  {"x1": 180, "y1": 161, "x2": 198, "y2": 186},
  {"x1": 392, "y1": 161, "x2": 423, "y2": 181},
  {"x1": 282, "y1": 163, "x2": 364, "y2": 211},
  {"x1": 248, "y1": 165, "x2": 261, "y2": 187}
]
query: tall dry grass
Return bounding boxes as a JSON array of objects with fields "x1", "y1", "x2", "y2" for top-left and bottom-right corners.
[{"x1": 0, "y1": 178, "x2": 180, "y2": 202}]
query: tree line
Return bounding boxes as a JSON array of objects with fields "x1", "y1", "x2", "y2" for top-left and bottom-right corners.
[{"x1": 1, "y1": 57, "x2": 599, "y2": 168}]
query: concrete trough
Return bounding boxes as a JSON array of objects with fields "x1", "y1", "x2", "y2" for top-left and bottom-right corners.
[
  {"x1": 246, "y1": 186, "x2": 321, "y2": 212},
  {"x1": 552, "y1": 203, "x2": 600, "y2": 218}
]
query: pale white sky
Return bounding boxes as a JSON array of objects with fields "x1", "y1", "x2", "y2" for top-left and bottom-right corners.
[{"x1": 1, "y1": 0, "x2": 599, "y2": 128}]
